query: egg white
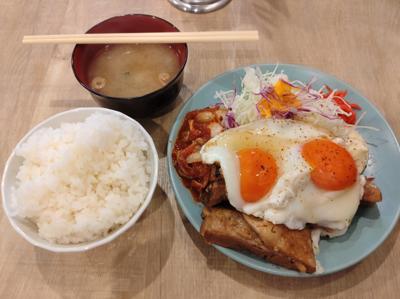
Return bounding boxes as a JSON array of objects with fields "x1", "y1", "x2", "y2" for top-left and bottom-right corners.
[{"x1": 200, "y1": 118, "x2": 368, "y2": 235}]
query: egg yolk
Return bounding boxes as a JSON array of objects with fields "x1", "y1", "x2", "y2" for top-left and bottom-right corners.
[
  {"x1": 301, "y1": 139, "x2": 357, "y2": 191},
  {"x1": 237, "y1": 148, "x2": 278, "y2": 202}
]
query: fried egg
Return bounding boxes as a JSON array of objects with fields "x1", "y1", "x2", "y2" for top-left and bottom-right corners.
[{"x1": 200, "y1": 118, "x2": 368, "y2": 235}]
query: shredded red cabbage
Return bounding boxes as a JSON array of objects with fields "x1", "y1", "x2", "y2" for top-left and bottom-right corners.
[{"x1": 224, "y1": 112, "x2": 238, "y2": 128}]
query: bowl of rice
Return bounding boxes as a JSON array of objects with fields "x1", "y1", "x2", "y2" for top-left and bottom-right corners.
[{"x1": 1, "y1": 107, "x2": 158, "y2": 252}]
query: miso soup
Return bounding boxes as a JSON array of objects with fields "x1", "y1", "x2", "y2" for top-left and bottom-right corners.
[{"x1": 88, "y1": 44, "x2": 180, "y2": 98}]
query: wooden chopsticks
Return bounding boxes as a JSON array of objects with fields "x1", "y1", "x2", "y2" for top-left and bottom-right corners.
[{"x1": 22, "y1": 31, "x2": 259, "y2": 44}]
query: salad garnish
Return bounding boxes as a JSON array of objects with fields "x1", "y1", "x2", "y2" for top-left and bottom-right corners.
[{"x1": 215, "y1": 66, "x2": 363, "y2": 128}]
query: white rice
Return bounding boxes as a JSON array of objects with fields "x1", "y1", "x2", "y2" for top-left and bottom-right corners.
[{"x1": 11, "y1": 112, "x2": 151, "y2": 244}]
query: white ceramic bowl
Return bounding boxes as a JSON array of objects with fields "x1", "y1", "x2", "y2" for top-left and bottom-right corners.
[{"x1": 1, "y1": 107, "x2": 159, "y2": 252}]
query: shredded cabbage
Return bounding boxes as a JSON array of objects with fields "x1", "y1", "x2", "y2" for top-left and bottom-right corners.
[{"x1": 215, "y1": 66, "x2": 357, "y2": 127}]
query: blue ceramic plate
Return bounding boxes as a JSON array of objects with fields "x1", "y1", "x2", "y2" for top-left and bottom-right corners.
[{"x1": 167, "y1": 64, "x2": 400, "y2": 277}]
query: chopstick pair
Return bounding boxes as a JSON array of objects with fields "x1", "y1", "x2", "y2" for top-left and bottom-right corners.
[{"x1": 22, "y1": 30, "x2": 259, "y2": 44}]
